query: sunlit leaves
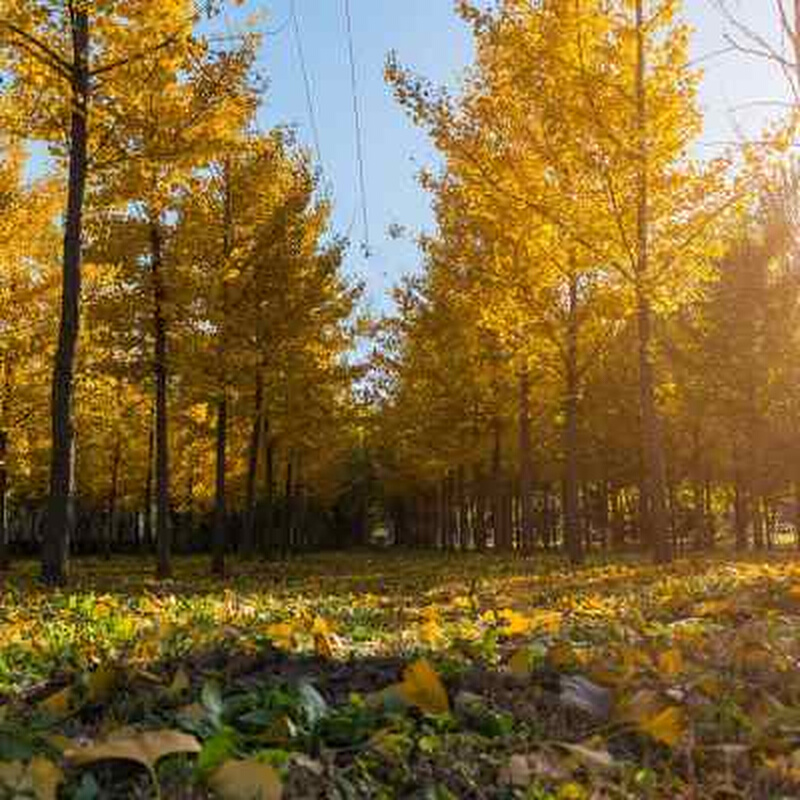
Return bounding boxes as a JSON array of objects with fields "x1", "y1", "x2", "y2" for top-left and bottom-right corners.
[{"x1": 394, "y1": 659, "x2": 450, "y2": 715}]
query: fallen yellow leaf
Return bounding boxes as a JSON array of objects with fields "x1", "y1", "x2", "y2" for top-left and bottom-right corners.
[
  {"x1": 639, "y1": 705, "x2": 686, "y2": 747},
  {"x1": 65, "y1": 728, "x2": 201, "y2": 770},
  {"x1": 657, "y1": 648, "x2": 684, "y2": 679},
  {"x1": 396, "y1": 659, "x2": 449, "y2": 715},
  {"x1": 209, "y1": 759, "x2": 283, "y2": 800}
]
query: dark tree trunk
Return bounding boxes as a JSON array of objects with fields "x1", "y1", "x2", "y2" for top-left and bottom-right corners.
[
  {"x1": 491, "y1": 417, "x2": 503, "y2": 549},
  {"x1": 473, "y1": 466, "x2": 486, "y2": 551},
  {"x1": 152, "y1": 221, "x2": 171, "y2": 579},
  {"x1": 457, "y1": 464, "x2": 468, "y2": 550},
  {"x1": 564, "y1": 274, "x2": 582, "y2": 565},
  {"x1": 105, "y1": 433, "x2": 121, "y2": 560},
  {"x1": 262, "y1": 432, "x2": 274, "y2": 556},
  {"x1": 635, "y1": 0, "x2": 669, "y2": 564},
  {"x1": 212, "y1": 394, "x2": 227, "y2": 576},
  {"x1": 734, "y1": 482, "x2": 748, "y2": 550},
  {"x1": 42, "y1": 9, "x2": 89, "y2": 586},
  {"x1": 243, "y1": 372, "x2": 264, "y2": 556},
  {"x1": 753, "y1": 496, "x2": 765, "y2": 550},
  {"x1": 518, "y1": 368, "x2": 535, "y2": 553},
  {"x1": 144, "y1": 421, "x2": 153, "y2": 551},
  {"x1": 0, "y1": 431, "x2": 8, "y2": 570},
  {"x1": 282, "y1": 456, "x2": 293, "y2": 557},
  {"x1": 212, "y1": 158, "x2": 233, "y2": 575}
]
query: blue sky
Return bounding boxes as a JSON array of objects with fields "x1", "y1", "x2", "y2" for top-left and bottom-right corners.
[
  {"x1": 249, "y1": 1, "x2": 790, "y2": 313},
  {"x1": 254, "y1": 0, "x2": 475, "y2": 313}
]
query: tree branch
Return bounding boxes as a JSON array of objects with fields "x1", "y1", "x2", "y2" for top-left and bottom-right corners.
[{"x1": 0, "y1": 22, "x2": 73, "y2": 81}]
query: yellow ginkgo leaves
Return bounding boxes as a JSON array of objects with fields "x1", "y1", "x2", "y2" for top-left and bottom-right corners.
[
  {"x1": 393, "y1": 659, "x2": 450, "y2": 715},
  {"x1": 656, "y1": 648, "x2": 684, "y2": 679},
  {"x1": 485, "y1": 608, "x2": 563, "y2": 637},
  {"x1": 618, "y1": 688, "x2": 687, "y2": 748},
  {"x1": 639, "y1": 705, "x2": 686, "y2": 747}
]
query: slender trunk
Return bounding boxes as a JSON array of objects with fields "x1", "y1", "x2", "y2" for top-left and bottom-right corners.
[
  {"x1": 243, "y1": 371, "x2": 264, "y2": 556},
  {"x1": 518, "y1": 368, "x2": 534, "y2": 553},
  {"x1": 0, "y1": 431, "x2": 8, "y2": 570},
  {"x1": 564, "y1": 274, "x2": 582, "y2": 565},
  {"x1": 42, "y1": 9, "x2": 89, "y2": 586},
  {"x1": 262, "y1": 431, "x2": 274, "y2": 556},
  {"x1": 635, "y1": 0, "x2": 669, "y2": 564},
  {"x1": 144, "y1": 421, "x2": 154, "y2": 551},
  {"x1": 152, "y1": 220, "x2": 171, "y2": 579},
  {"x1": 105, "y1": 433, "x2": 121, "y2": 560},
  {"x1": 457, "y1": 464, "x2": 467, "y2": 551},
  {"x1": 282, "y1": 456, "x2": 293, "y2": 556},
  {"x1": 473, "y1": 465, "x2": 486, "y2": 551},
  {"x1": 212, "y1": 158, "x2": 233, "y2": 575},
  {"x1": 212, "y1": 395, "x2": 227, "y2": 576},
  {"x1": 491, "y1": 417, "x2": 503, "y2": 549},
  {"x1": 753, "y1": 496, "x2": 765, "y2": 550}
]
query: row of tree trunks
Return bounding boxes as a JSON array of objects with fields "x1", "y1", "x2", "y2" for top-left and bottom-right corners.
[{"x1": 394, "y1": 473, "x2": 735, "y2": 555}]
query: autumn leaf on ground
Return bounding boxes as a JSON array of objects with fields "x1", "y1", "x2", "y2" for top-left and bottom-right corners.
[
  {"x1": 657, "y1": 648, "x2": 684, "y2": 679},
  {"x1": 498, "y1": 608, "x2": 533, "y2": 636},
  {"x1": 264, "y1": 622, "x2": 296, "y2": 651},
  {"x1": 209, "y1": 759, "x2": 282, "y2": 800},
  {"x1": 639, "y1": 705, "x2": 686, "y2": 747},
  {"x1": 395, "y1": 659, "x2": 450, "y2": 714},
  {"x1": 65, "y1": 728, "x2": 201, "y2": 770}
]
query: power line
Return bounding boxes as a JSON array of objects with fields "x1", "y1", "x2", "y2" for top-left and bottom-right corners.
[
  {"x1": 343, "y1": 0, "x2": 370, "y2": 256},
  {"x1": 290, "y1": 0, "x2": 324, "y2": 168}
]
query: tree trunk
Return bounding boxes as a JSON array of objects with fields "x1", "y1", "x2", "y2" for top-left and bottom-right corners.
[
  {"x1": 144, "y1": 420, "x2": 153, "y2": 551},
  {"x1": 105, "y1": 433, "x2": 121, "y2": 560},
  {"x1": 212, "y1": 158, "x2": 233, "y2": 575},
  {"x1": 491, "y1": 417, "x2": 503, "y2": 549},
  {"x1": 0, "y1": 431, "x2": 8, "y2": 570},
  {"x1": 151, "y1": 220, "x2": 171, "y2": 579},
  {"x1": 42, "y1": 9, "x2": 89, "y2": 586},
  {"x1": 635, "y1": 0, "x2": 669, "y2": 564},
  {"x1": 518, "y1": 367, "x2": 535, "y2": 553},
  {"x1": 212, "y1": 394, "x2": 227, "y2": 576},
  {"x1": 262, "y1": 431, "x2": 274, "y2": 556},
  {"x1": 564, "y1": 273, "x2": 582, "y2": 565},
  {"x1": 282, "y1": 456, "x2": 293, "y2": 557},
  {"x1": 243, "y1": 372, "x2": 264, "y2": 556}
]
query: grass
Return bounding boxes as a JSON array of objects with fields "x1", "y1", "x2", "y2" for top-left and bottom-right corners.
[{"x1": 1, "y1": 549, "x2": 800, "y2": 797}]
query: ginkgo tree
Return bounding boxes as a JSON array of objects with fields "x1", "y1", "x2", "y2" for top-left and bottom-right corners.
[
  {"x1": 0, "y1": 0, "x2": 257, "y2": 583},
  {"x1": 0, "y1": 143, "x2": 60, "y2": 567},
  {"x1": 385, "y1": 0, "x2": 736, "y2": 561}
]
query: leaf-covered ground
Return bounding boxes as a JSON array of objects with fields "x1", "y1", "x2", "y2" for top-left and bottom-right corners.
[{"x1": 1, "y1": 551, "x2": 800, "y2": 798}]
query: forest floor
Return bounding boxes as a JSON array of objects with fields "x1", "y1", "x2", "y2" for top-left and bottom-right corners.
[{"x1": 0, "y1": 550, "x2": 799, "y2": 798}]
